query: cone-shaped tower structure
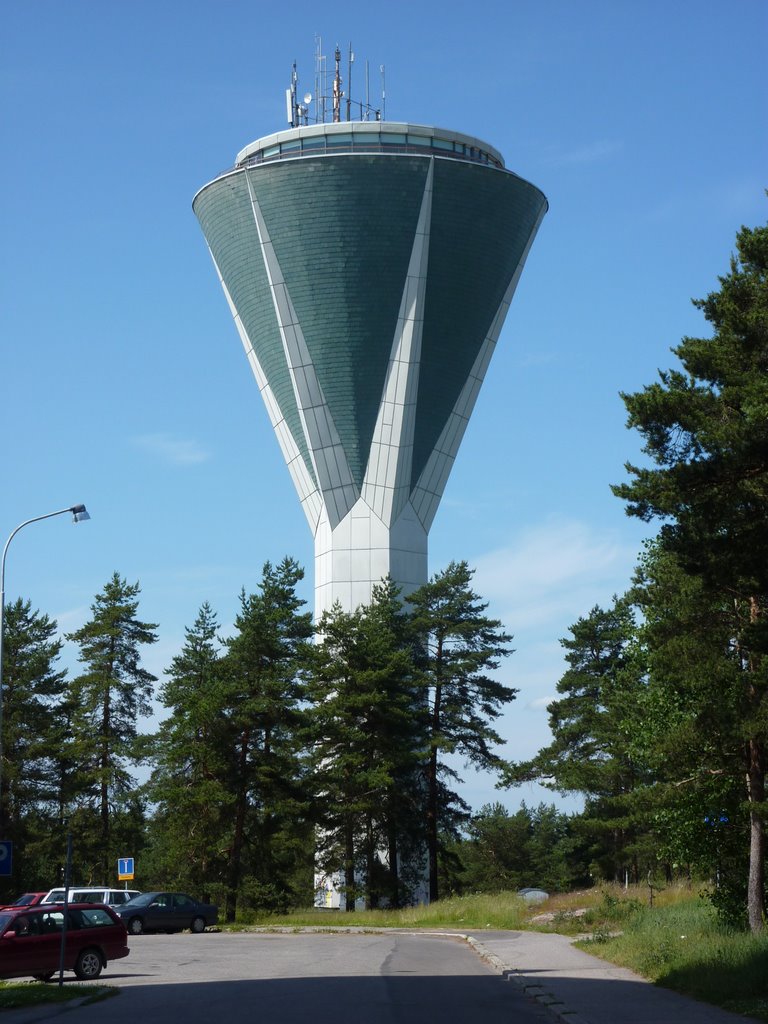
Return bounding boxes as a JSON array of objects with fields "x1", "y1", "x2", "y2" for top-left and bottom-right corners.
[{"x1": 194, "y1": 119, "x2": 547, "y2": 617}]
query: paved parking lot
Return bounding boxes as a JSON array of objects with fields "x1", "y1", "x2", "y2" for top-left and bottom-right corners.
[{"x1": 52, "y1": 930, "x2": 553, "y2": 1024}]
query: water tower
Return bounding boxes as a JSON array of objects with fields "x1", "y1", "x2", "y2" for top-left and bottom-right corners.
[{"x1": 193, "y1": 49, "x2": 547, "y2": 621}]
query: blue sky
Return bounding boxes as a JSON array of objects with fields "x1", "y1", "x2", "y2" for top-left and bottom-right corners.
[{"x1": 2, "y1": 0, "x2": 766, "y2": 815}]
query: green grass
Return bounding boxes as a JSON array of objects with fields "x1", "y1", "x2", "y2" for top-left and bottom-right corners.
[
  {"x1": 574, "y1": 890, "x2": 768, "y2": 1021},
  {"x1": 0, "y1": 980, "x2": 116, "y2": 1010},
  {"x1": 230, "y1": 890, "x2": 529, "y2": 932}
]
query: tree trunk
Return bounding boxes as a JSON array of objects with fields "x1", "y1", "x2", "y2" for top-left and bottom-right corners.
[
  {"x1": 387, "y1": 823, "x2": 400, "y2": 909},
  {"x1": 226, "y1": 729, "x2": 249, "y2": 923},
  {"x1": 100, "y1": 674, "x2": 111, "y2": 879},
  {"x1": 746, "y1": 736, "x2": 765, "y2": 933},
  {"x1": 344, "y1": 820, "x2": 355, "y2": 912},
  {"x1": 426, "y1": 748, "x2": 439, "y2": 902},
  {"x1": 427, "y1": 666, "x2": 443, "y2": 903},
  {"x1": 745, "y1": 598, "x2": 765, "y2": 934},
  {"x1": 365, "y1": 814, "x2": 376, "y2": 910}
]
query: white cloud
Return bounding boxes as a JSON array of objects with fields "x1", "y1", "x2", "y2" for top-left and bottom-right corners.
[
  {"x1": 133, "y1": 433, "x2": 211, "y2": 465},
  {"x1": 52, "y1": 604, "x2": 91, "y2": 632},
  {"x1": 462, "y1": 520, "x2": 640, "y2": 796},
  {"x1": 473, "y1": 519, "x2": 638, "y2": 632},
  {"x1": 526, "y1": 695, "x2": 555, "y2": 711}
]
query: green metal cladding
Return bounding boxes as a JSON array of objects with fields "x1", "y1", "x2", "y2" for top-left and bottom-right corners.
[
  {"x1": 415, "y1": 157, "x2": 545, "y2": 489},
  {"x1": 193, "y1": 132, "x2": 547, "y2": 500},
  {"x1": 246, "y1": 156, "x2": 428, "y2": 489}
]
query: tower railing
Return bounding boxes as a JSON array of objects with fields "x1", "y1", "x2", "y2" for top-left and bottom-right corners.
[{"x1": 236, "y1": 137, "x2": 503, "y2": 169}]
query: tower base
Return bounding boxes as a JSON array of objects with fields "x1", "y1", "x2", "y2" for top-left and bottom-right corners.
[{"x1": 314, "y1": 497, "x2": 427, "y2": 618}]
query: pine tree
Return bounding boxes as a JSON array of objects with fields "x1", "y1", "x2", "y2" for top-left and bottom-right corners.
[
  {"x1": 305, "y1": 601, "x2": 375, "y2": 911},
  {"x1": 0, "y1": 599, "x2": 67, "y2": 893},
  {"x1": 631, "y1": 541, "x2": 756, "y2": 920},
  {"x1": 220, "y1": 558, "x2": 313, "y2": 920},
  {"x1": 506, "y1": 599, "x2": 652, "y2": 882},
  {"x1": 406, "y1": 561, "x2": 516, "y2": 902},
  {"x1": 613, "y1": 217, "x2": 768, "y2": 930},
  {"x1": 461, "y1": 802, "x2": 533, "y2": 892},
  {"x1": 305, "y1": 580, "x2": 424, "y2": 909},
  {"x1": 365, "y1": 580, "x2": 428, "y2": 908},
  {"x1": 147, "y1": 603, "x2": 232, "y2": 896},
  {"x1": 66, "y1": 573, "x2": 158, "y2": 879}
]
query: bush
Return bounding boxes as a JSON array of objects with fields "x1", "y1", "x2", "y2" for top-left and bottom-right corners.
[
  {"x1": 598, "y1": 889, "x2": 642, "y2": 922},
  {"x1": 236, "y1": 879, "x2": 290, "y2": 920},
  {"x1": 704, "y1": 873, "x2": 768, "y2": 931}
]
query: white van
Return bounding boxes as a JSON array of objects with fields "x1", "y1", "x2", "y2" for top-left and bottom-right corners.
[{"x1": 43, "y1": 887, "x2": 141, "y2": 907}]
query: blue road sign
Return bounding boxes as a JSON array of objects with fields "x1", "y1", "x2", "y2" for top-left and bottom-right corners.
[
  {"x1": 0, "y1": 841, "x2": 13, "y2": 877},
  {"x1": 117, "y1": 857, "x2": 135, "y2": 879}
]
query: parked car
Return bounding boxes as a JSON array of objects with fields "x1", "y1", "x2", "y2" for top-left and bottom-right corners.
[
  {"x1": 517, "y1": 887, "x2": 549, "y2": 904},
  {"x1": 115, "y1": 892, "x2": 218, "y2": 935},
  {"x1": 0, "y1": 893, "x2": 47, "y2": 911},
  {"x1": 42, "y1": 887, "x2": 141, "y2": 908},
  {"x1": 0, "y1": 903, "x2": 130, "y2": 981}
]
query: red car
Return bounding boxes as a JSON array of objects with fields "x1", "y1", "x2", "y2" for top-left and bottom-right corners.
[
  {"x1": 0, "y1": 893, "x2": 47, "y2": 911},
  {"x1": 0, "y1": 903, "x2": 130, "y2": 981}
]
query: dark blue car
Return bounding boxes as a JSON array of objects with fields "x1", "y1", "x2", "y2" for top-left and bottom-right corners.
[{"x1": 115, "y1": 892, "x2": 218, "y2": 935}]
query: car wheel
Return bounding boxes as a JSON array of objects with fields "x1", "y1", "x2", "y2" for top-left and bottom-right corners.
[
  {"x1": 74, "y1": 948, "x2": 103, "y2": 980},
  {"x1": 127, "y1": 916, "x2": 144, "y2": 935},
  {"x1": 33, "y1": 973, "x2": 54, "y2": 982},
  {"x1": 190, "y1": 916, "x2": 206, "y2": 933}
]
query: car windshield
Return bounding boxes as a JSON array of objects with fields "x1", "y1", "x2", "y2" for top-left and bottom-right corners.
[
  {"x1": 110, "y1": 891, "x2": 139, "y2": 904},
  {"x1": 11, "y1": 894, "x2": 38, "y2": 906},
  {"x1": 122, "y1": 893, "x2": 156, "y2": 908},
  {"x1": 0, "y1": 912, "x2": 14, "y2": 932}
]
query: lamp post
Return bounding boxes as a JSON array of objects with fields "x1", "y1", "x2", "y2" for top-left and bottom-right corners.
[{"x1": 0, "y1": 504, "x2": 91, "y2": 835}]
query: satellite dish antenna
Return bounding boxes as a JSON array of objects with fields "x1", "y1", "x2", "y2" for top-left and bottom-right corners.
[{"x1": 304, "y1": 92, "x2": 312, "y2": 105}]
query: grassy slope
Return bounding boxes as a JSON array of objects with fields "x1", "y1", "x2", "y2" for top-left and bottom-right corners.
[{"x1": 571, "y1": 888, "x2": 768, "y2": 1022}]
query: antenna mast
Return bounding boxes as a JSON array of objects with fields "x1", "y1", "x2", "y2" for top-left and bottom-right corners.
[
  {"x1": 314, "y1": 35, "x2": 324, "y2": 124},
  {"x1": 287, "y1": 41, "x2": 386, "y2": 126},
  {"x1": 332, "y1": 45, "x2": 342, "y2": 123},
  {"x1": 346, "y1": 43, "x2": 353, "y2": 122},
  {"x1": 285, "y1": 61, "x2": 298, "y2": 127}
]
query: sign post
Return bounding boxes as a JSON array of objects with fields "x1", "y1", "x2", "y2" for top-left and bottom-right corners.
[
  {"x1": 117, "y1": 857, "x2": 135, "y2": 882},
  {"x1": 57, "y1": 832, "x2": 72, "y2": 986}
]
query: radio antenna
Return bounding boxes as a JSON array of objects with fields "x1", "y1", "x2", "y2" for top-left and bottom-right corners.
[
  {"x1": 314, "y1": 34, "x2": 324, "y2": 124},
  {"x1": 332, "y1": 45, "x2": 342, "y2": 122},
  {"x1": 285, "y1": 61, "x2": 297, "y2": 126},
  {"x1": 287, "y1": 40, "x2": 386, "y2": 125},
  {"x1": 346, "y1": 43, "x2": 353, "y2": 122}
]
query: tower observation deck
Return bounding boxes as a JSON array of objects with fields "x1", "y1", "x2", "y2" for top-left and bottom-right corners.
[{"x1": 193, "y1": 101, "x2": 547, "y2": 620}]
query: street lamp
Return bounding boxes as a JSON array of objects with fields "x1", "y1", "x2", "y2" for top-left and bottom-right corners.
[{"x1": 0, "y1": 504, "x2": 91, "y2": 835}]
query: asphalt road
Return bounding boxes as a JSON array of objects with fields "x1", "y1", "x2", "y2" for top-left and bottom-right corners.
[{"x1": 60, "y1": 931, "x2": 554, "y2": 1024}]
